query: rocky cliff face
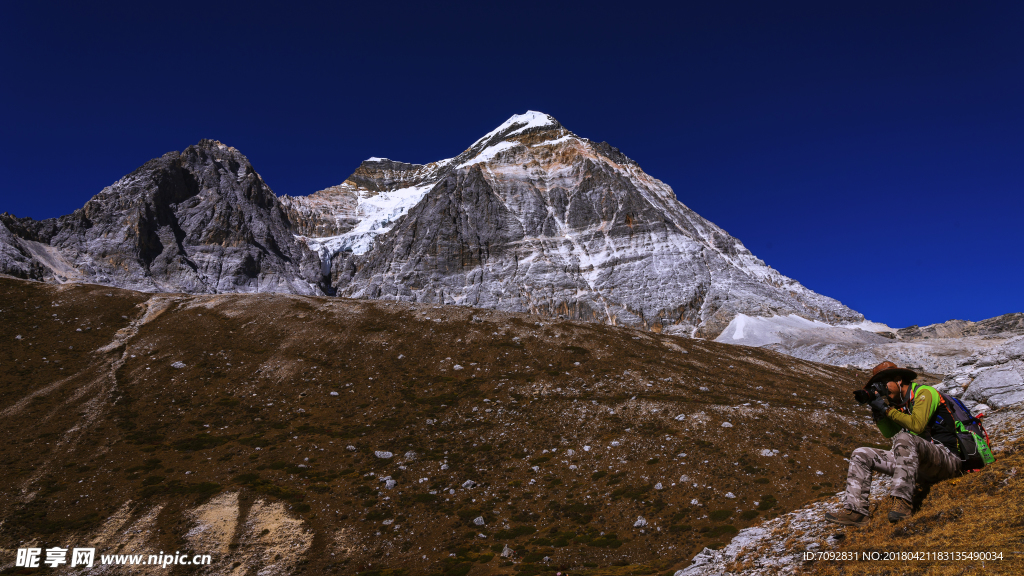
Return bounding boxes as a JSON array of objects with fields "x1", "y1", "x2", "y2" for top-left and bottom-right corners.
[
  {"x1": 312, "y1": 112, "x2": 863, "y2": 337},
  {"x1": 0, "y1": 140, "x2": 323, "y2": 295},
  {"x1": 0, "y1": 219, "x2": 46, "y2": 280},
  {"x1": 282, "y1": 157, "x2": 455, "y2": 255},
  {"x1": 279, "y1": 184, "x2": 360, "y2": 238},
  {"x1": 940, "y1": 336, "x2": 1024, "y2": 409}
]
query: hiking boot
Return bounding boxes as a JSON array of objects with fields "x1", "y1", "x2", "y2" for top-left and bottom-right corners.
[
  {"x1": 887, "y1": 496, "x2": 913, "y2": 523},
  {"x1": 824, "y1": 508, "x2": 867, "y2": 527}
]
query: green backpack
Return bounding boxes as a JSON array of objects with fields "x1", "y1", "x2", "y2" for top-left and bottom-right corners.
[{"x1": 938, "y1": 392, "x2": 995, "y2": 471}]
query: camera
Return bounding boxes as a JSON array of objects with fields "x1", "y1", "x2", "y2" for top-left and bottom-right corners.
[{"x1": 854, "y1": 381, "x2": 889, "y2": 404}]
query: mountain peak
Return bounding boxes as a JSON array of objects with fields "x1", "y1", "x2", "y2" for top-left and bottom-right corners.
[
  {"x1": 470, "y1": 111, "x2": 562, "y2": 148},
  {"x1": 194, "y1": 139, "x2": 238, "y2": 153},
  {"x1": 494, "y1": 110, "x2": 560, "y2": 134}
]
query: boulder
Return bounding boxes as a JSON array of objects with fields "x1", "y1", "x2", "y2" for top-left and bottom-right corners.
[{"x1": 964, "y1": 360, "x2": 1024, "y2": 408}]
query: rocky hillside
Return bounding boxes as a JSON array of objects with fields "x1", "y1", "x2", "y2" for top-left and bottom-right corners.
[
  {"x1": 0, "y1": 276, "x2": 877, "y2": 575},
  {"x1": 0, "y1": 140, "x2": 323, "y2": 296}
]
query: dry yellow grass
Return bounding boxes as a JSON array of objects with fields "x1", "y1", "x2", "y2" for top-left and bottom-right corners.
[{"x1": 809, "y1": 438, "x2": 1024, "y2": 576}]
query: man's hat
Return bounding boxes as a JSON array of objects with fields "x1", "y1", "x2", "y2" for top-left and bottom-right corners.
[{"x1": 865, "y1": 361, "x2": 917, "y2": 388}]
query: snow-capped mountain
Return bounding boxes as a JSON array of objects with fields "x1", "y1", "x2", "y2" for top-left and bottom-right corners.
[
  {"x1": 0, "y1": 112, "x2": 865, "y2": 337},
  {"x1": 304, "y1": 111, "x2": 864, "y2": 336}
]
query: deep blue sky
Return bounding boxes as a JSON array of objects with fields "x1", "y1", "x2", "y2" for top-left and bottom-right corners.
[{"x1": 2, "y1": 1, "x2": 1021, "y2": 328}]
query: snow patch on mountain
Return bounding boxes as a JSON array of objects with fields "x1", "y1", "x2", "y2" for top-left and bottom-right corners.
[
  {"x1": 717, "y1": 314, "x2": 889, "y2": 348},
  {"x1": 840, "y1": 319, "x2": 894, "y2": 333},
  {"x1": 719, "y1": 314, "x2": 828, "y2": 347},
  {"x1": 506, "y1": 111, "x2": 557, "y2": 135},
  {"x1": 300, "y1": 182, "x2": 435, "y2": 255},
  {"x1": 532, "y1": 135, "x2": 576, "y2": 147},
  {"x1": 458, "y1": 140, "x2": 522, "y2": 168}
]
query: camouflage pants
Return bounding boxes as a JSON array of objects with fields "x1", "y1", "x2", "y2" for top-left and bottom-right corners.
[{"x1": 843, "y1": 431, "x2": 961, "y2": 515}]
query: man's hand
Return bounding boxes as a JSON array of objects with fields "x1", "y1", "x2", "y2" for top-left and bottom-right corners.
[{"x1": 869, "y1": 394, "x2": 889, "y2": 418}]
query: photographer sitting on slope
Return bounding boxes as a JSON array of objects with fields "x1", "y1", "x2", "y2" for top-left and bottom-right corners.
[{"x1": 825, "y1": 361, "x2": 961, "y2": 526}]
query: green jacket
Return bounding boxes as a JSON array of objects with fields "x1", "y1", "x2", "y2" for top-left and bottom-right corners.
[
  {"x1": 875, "y1": 382, "x2": 960, "y2": 455},
  {"x1": 875, "y1": 382, "x2": 939, "y2": 438}
]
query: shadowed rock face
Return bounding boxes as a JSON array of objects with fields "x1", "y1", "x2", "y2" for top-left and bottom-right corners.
[
  {"x1": 326, "y1": 113, "x2": 863, "y2": 337},
  {"x1": 0, "y1": 220, "x2": 45, "y2": 280},
  {"x1": 279, "y1": 184, "x2": 360, "y2": 238},
  {"x1": 0, "y1": 140, "x2": 323, "y2": 295}
]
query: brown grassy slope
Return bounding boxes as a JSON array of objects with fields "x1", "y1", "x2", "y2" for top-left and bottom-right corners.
[
  {"x1": 807, "y1": 440, "x2": 1023, "y2": 576},
  {"x1": 0, "y1": 277, "x2": 879, "y2": 575}
]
